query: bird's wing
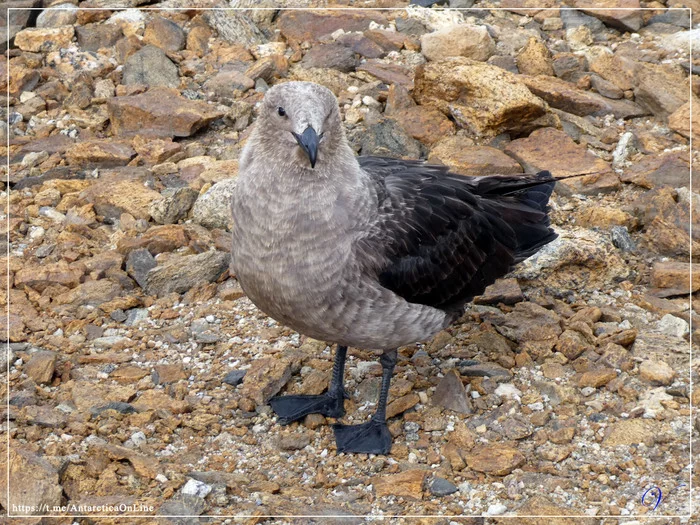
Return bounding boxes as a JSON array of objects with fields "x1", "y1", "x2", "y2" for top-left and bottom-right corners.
[{"x1": 355, "y1": 156, "x2": 556, "y2": 312}]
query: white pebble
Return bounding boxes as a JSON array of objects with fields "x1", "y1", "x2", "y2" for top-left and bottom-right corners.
[
  {"x1": 181, "y1": 479, "x2": 212, "y2": 498},
  {"x1": 487, "y1": 503, "x2": 508, "y2": 515}
]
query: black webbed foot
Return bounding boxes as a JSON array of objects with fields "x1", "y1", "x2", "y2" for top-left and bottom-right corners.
[
  {"x1": 332, "y1": 418, "x2": 392, "y2": 455},
  {"x1": 269, "y1": 390, "x2": 345, "y2": 425}
]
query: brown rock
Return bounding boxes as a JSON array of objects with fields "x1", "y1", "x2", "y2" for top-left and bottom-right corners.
[
  {"x1": 386, "y1": 393, "x2": 420, "y2": 419},
  {"x1": 76, "y1": 23, "x2": 123, "y2": 53},
  {"x1": 651, "y1": 261, "x2": 700, "y2": 296},
  {"x1": 420, "y1": 24, "x2": 495, "y2": 62},
  {"x1": 108, "y1": 87, "x2": 225, "y2": 137},
  {"x1": 204, "y1": 70, "x2": 255, "y2": 99},
  {"x1": 391, "y1": 106, "x2": 455, "y2": 146},
  {"x1": 465, "y1": 444, "x2": 525, "y2": 475},
  {"x1": 668, "y1": 99, "x2": 699, "y2": 143},
  {"x1": 8, "y1": 63, "x2": 40, "y2": 96},
  {"x1": 475, "y1": 278, "x2": 524, "y2": 305},
  {"x1": 240, "y1": 357, "x2": 294, "y2": 406},
  {"x1": 153, "y1": 364, "x2": 187, "y2": 385},
  {"x1": 620, "y1": 151, "x2": 694, "y2": 190},
  {"x1": 575, "y1": 206, "x2": 636, "y2": 229},
  {"x1": 603, "y1": 419, "x2": 659, "y2": 446},
  {"x1": 278, "y1": 10, "x2": 387, "y2": 43},
  {"x1": 505, "y1": 128, "x2": 618, "y2": 194},
  {"x1": 246, "y1": 55, "x2": 289, "y2": 83},
  {"x1": 14, "y1": 26, "x2": 74, "y2": 52},
  {"x1": 66, "y1": 140, "x2": 136, "y2": 168},
  {"x1": 14, "y1": 262, "x2": 83, "y2": 292},
  {"x1": 144, "y1": 250, "x2": 230, "y2": 296},
  {"x1": 587, "y1": 48, "x2": 635, "y2": 91},
  {"x1": 187, "y1": 23, "x2": 212, "y2": 57},
  {"x1": 24, "y1": 350, "x2": 57, "y2": 384},
  {"x1": 578, "y1": 367, "x2": 617, "y2": 388},
  {"x1": 516, "y1": 37, "x2": 554, "y2": 76},
  {"x1": 277, "y1": 432, "x2": 311, "y2": 451},
  {"x1": 374, "y1": 469, "x2": 426, "y2": 499},
  {"x1": 502, "y1": 495, "x2": 594, "y2": 524},
  {"x1": 111, "y1": 365, "x2": 149, "y2": 383},
  {"x1": 71, "y1": 381, "x2": 136, "y2": 411},
  {"x1": 574, "y1": 0, "x2": 642, "y2": 31},
  {"x1": 633, "y1": 62, "x2": 689, "y2": 119},
  {"x1": 357, "y1": 61, "x2": 413, "y2": 89},
  {"x1": 81, "y1": 178, "x2": 162, "y2": 221},
  {"x1": 53, "y1": 280, "x2": 123, "y2": 312},
  {"x1": 432, "y1": 369, "x2": 472, "y2": 414},
  {"x1": 414, "y1": 58, "x2": 547, "y2": 138},
  {"x1": 429, "y1": 139, "x2": 523, "y2": 176},
  {"x1": 498, "y1": 302, "x2": 563, "y2": 343},
  {"x1": 521, "y1": 75, "x2": 646, "y2": 118},
  {"x1": 300, "y1": 44, "x2": 358, "y2": 73},
  {"x1": 639, "y1": 359, "x2": 676, "y2": 385},
  {"x1": 556, "y1": 329, "x2": 593, "y2": 360},
  {"x1": 143, "y1": 15, "x2": 185, "y2": 52},
  {"x1": 90, "y1": 442, "x2": 159, "y2": 479},
  {"x1": 0, "y1": 447, "x2": 63, "y2": 515},
  {"x1": 132, "y1": 390, "x2": 189, "y2": 414},
  {"x1": 132, "y1": 136, "x2": 182, "y2": 164}
]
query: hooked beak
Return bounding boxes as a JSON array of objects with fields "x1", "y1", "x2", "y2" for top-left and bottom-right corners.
[{"x1": 292, "y1": 126, "x2": 319, "y2": 168}]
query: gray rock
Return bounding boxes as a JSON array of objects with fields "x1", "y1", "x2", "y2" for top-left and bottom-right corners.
[
  {"x1": 192, "y1": 178, "x2": 237, "y2": 230},
  {"x1": 125, "y1": 308, "x2": 149, "y2": 326},
  {"x1": 450, "y1": 0, "x2": 475, "y2": 6},
  {"x1": 204, "y1": 70, "x2": 255, "y2": 99},
  {"x1": 191, "y1": 318, "x2": 220, "y2": 344},
  {"x1": 91, "y1": 402, "x2": 138, "y2": 416},
  {"x1": 180, "y1": 479, "x2": 212, "y2": 498},
  {"x1": 0, "y1": 344, "x2": 15, "y2": 372},
  {"x1": 123, "y1": 45, "x2": 179, "y2": 88},
  {"x1": 395, "y1": 17, "x2": 428, "y2": 37},
  {"x1": 144, "y1": 15, "x2": 186, "y2": 52},
  {"x1": 145, "y1": 250, "x2": 230, "y2": 297},
  {"x1": 560, "y1": 9, "x2": 605, "y2": 33},
  {"x1": 203, "y1": 10, "x2": 265, "y2": 47},
  {"x1": 149, "y1": 187, "x2": 198, "y2": 224},
  {"x1": 300, "y1": 44, "x2": 358, "y2": 73},
  {"x1": 429, "y1": 477, "x2": 459, "y2": 496},
  {"x1": 360, "y1": 119, "x2": 423, "y2": 159},
  {"x1": 157, "y1": 494, "x2": 206, "y2": 523},
  {"x1": 487, "y1": 55, "x2": 519, "y2": 74},
  {"x1": 110, "y1": 309, "x2": 128, "y2": 323},
  {"x1": 432, "y1": 369, "x2": 472, "y2": 414},
  {"x1": 126, "y1": 248, "x2": 157, "y2": 288},
  {"x1": 276, "y1": 432, "x2": 311, "y2": 450},
  {"x1": 22, "y1": 405, "x2": 68, "y2": 428},
  {"x1": 76, "y1": 23, "x2": 123, "y2": 53},
  {"x1": 458, "y1": 361, "x2": 513, "y2": 379},
  {"x1": 223, "y1": 370, "x2": 246, "y2": 386},
  {"x1": 647, "y1": 10, "x2": 691, "y2": 29},
  {"x1": 36, "y1": 3, "x2": 78, "y2": 28},
  {"x1": 610, "y1": 226, "x2": 635, "y2": 252}
]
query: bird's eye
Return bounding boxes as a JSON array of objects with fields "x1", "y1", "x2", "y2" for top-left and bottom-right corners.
[{"x1": 277, "y1": 107, "x2": 286, "y2": 117}]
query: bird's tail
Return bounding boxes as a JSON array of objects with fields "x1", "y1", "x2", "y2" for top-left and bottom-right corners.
[{"x1": 474, "y1": 171, "x2": 557, "y2": 262}]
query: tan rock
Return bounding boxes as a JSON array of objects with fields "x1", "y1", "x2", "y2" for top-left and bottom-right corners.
[
  {"x1": 587, "y1": 47, "x2": 635, "y2": 91},
  {"x1": 465, "y1": 444, "x2": 525, "y2": 475},
  {"x1": 0, "y1": 447, "x2": 63, "y2": 515},
  {"x1": 24, "y1": 351, "x2": 57, "y2": 384},
  {"x1": 8, "y1": 63, "x2": 40, "y2": 96},
  {"x1": 474, "y1": 277, "x2": 524, "y2": 305},
  {"x1": 71, "y1": 381, "x2": 136, "y2": 411},
  {"x1": 621, "y1": 151, "x2": 693, "y2": 190},
  {"x1": 132, "y1": 136, "x2": 182, "y2": 164},
  {"x1": 556, "y1": 329, "x2": 593, "y2": 360},
  {"x1": 386, "y1": 393, "x2": 420, "y2": 419},
  {"x1": 429, "y1": 139, "x2": 523, "y2": 176},
  {"x1": 66, "y1": 140, "x2": 136, "y2": 168},
  {"x1": 414, "y1": 58, "x2": 547, "y2": 138},
  {"x1": 516, "y1": 37, "x2": 554, "y2": 76},
  {"x1": 578, "y1": 367, "x2": 617, "y2": 388},
  {"x1": 575, "y1": 206, "x2": 636, "y2": 229},
  {"x1": 633, "y1": 62, "x2": 689, "y2": 119},
  {"x1": 153, "y1": 364, "x2": 186, "y2": 384},
  {"x1": 374, "y1": 469, "x2": 427, "y2": 499},
  {"x1": 81, "y1": 179, "x2": 162, "y2": 221},
  {"x1": 603, "y1": 419, "x2": 659, "y2": 446},
  {"x1": 132, "y1": 389, "x2": 189, "y2": 414},
  {"x1": 651, "y1": 261, "x2": 700, "y2": 296},
  {"x1": 505, "y1": 128, "x2": 618, "y2": 195},
  {"x1": 421, "y1": 24, "x2": 495, "y2": 62},
  {"x1": 639, "y1": 359, "x2": 676, "y2": 386},
  {"x1": 277, "y1": 10, "x2": 387, "y2": 43},
  {"x1": 668, "y1": 99, "x2": 700, "y2": 143},
  {"x1": 89, "y1": 442, "x2": 159, "y2": 479},
  {"x1": 14, "y1": 26, "x2": 74, "y2": 52},
  {"x1": 500, "y1": 495, "x2": 595, "y2": 524},
  {"x1": 246, "y1": 55, "x2": 289, "y2": 83},
  {"x1": 142, "y1": 14, "x2": 185, "y2": 52},
  {"x1": 108, "y1": 87, "x2": 225, "y2": 138},
  {"x1": 240, "y1": 357, "x2": 294, "y2": 406},
  {"x1": 14, "y1": 262, "x2": 83, "y2": 292},
  {"x1": 390, "y1": 106, "x2": 455, "y2": 146}
]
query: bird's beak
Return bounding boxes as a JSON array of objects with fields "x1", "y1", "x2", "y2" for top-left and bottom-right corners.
[{"x1": 292, "y1": 126, "x2": 319, "y2": 168}]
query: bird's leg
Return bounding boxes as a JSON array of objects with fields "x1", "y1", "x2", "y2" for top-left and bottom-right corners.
[
  {"x1": 332, "y1": 348, "x2": 396, "y2": 455},
  {"x1": 269, "y1": 345, "x2": 348, "y2": 425}
]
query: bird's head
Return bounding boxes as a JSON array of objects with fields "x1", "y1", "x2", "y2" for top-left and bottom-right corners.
[{"x1": 254, "y1": 81, "x2": 344, "y2": 170}]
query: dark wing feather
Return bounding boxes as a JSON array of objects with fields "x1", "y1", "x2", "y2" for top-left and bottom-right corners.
[{"x1": 356, "y1": 156, "x2": 556, "y2": 313}]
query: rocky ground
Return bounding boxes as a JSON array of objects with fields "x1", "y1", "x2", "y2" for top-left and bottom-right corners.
[{"x1": 1, "y1": 0, "x2": 698, "y2": 523}]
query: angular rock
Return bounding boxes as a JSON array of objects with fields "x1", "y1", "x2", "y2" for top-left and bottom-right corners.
[
  {"x1": 240, "y1": 357, "x2": 294, "y2": 406},
  {"x1": 223, "y1": 370, "x2": 246, "y2": 387},
  {"x1": 428, "y1": 477, "x2": 458, "y2": 497},
  {"x1": 556, "y1": 329, "x2": 593, "y2": 360},
  {"x1": 149, "y1": 187, "x2": 198, "y2": 224},
  {"x1": 574, "y1": 0, "x2": 642, "y2": 32},
  {"x1": 37, "y1": 4, "x2": 78, "y2": 28},
  {"x1": 66, "y1": 140, "x2": 136, "y2": 168},
  {"x1": 465, "y1": 444, "x2": 525, "y2": 475},
  {"x1": 123, "y1": 45, "x2": 180, "y2": 88},
  {"x1": 278, "y1": 10, "x2": 388, "y2": 43},
  {"x1": 420, "y1": 24, "x2": 495, "y2": 62},
  {"x1": 357, "y1": 61, "x2": 413, "y2": 90},
  {"x1": 414, "y1": 58, "x2": 547, "y2": 138},
  {"x1": 390, "y1": 106, "x2": 455, "y2": 146},
  {"x1": 516, "y1": 37, "x2": 554, "y2": 76},
  {"x1": 521, "y1": 75, "x2": 646, "y2": 119},
  {"x1": 474, "y1": 278, "x2": 524, "y2": 305},
  {"x1": 80, "y1": 178, "x2": 162, "y2": 221},
  {"x1": 620, "y1": 151, "x2": 693, "y2": 190},
  {"x1": 300, "y1": 44, "x2": 358, "y2": 73},
  {"x1": 24, "y1": 350, "x2": 57, "y2": 384},
  {"x1": 277, "y1": 432, "x2": 311, "y2": 451},
  {"x1": 429, "y1": 140, "x2": 523, "y2": 176},
  {"x1": 90, "y1": 442, "x2": 159, "y2": 479},
  {"x1": 204, "y1": 70, "x2": 255, "y2": 99},
  {"x1": 76, "y1": 23, "x2": 123, "y2": 53},
  {"x1": 639, "y1": 359, "x2": 676, "y2": 385},
  {"x1": 126, "y1": 248, "x2": 157, "y2": 288},
  {"x1": 374, "y1": 469, "x2": 426, "y2": 499},
  {"x1": 14, "y1": 26, "x2": 74, "y2": 52},
  {"x1": 432, "y1": 369, "x2": 472, "y2": 414},
  {"x1": 668, "y1": 100, "x2": 700, "y2": 143},
  {"x1": 578, "y1": 368, "x2": 617, "y2": 388},
  {"x1": 0, "y1": 447, "x2": 63, "y2": 515},
  {"x1": 633, "y1": 62, "x2": 689, "y2": 119},
  {"x1": 603, "y1": 419, "x2": 659, "y2": 446},
  {"x1": 505, "y1": 128, "x2": 618, "y2": 195},
  {"x1": 14, "y1": 262, "x2": 83, "y2": 292},
  {"x1": 132, "y1": 389, "x2": 189, "y2": 414},
  {"x1": 108, "y1": 87, "x2": 225, "y2": 137},
  {"x1": 203, "y1": 10, "x2": 265, "y2": 47},
  {"x1": 651, "y1": 261, "x2": 700, "y2": 297},
  {"x1": 386, "y1": 393, "x2": 420, "y2": 418},
  {"x1": 145, "y1": 250, "x2": 230, "y2": 297},
  {"x1": 143, "y1": 14, "x2": 186, "y2": 52},
  {"x1": 192, "y1": 179, "x2": 237, "y2": 230},
  {"x1": 512, "y1": 228, "x2": 629, "y2": 291}
]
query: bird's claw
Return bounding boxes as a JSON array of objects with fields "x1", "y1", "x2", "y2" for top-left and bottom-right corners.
[
  {"x1": 269, "y1": 391, "x2": 345, "y2": 424},
  {"x1": 332, "y1": 418, "x2": 392, "y2": 455}
]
